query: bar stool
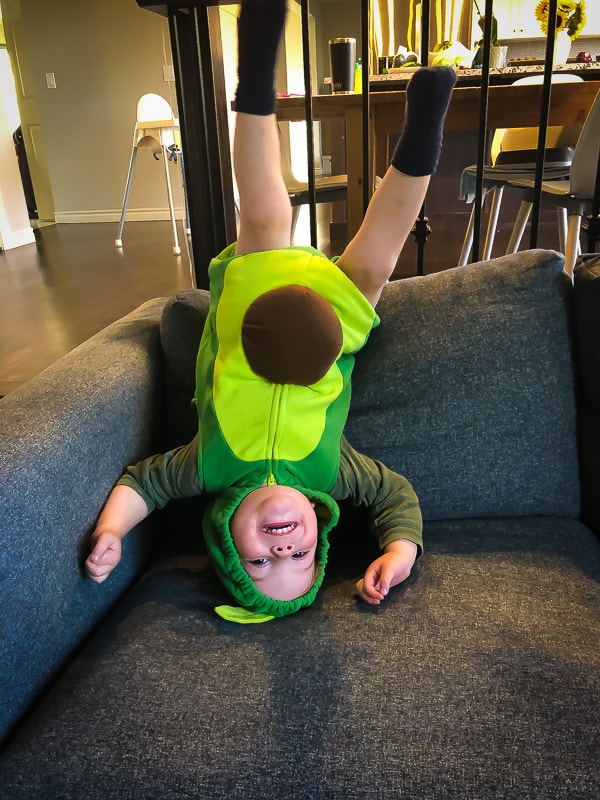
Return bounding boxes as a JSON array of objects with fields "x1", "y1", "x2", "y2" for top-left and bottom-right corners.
[
  {"x1": 115, "y1": 93, "x2": 186, "y2": 256},
  {"x1": 505, "y1": 87, "x2": 600, "y2": 277},
  {"x1": 458, "y1": 75, "x2": 583, "y2": 266},
  {"x1": 278, "y1": 124, "x2": 348, "y2": 240}
]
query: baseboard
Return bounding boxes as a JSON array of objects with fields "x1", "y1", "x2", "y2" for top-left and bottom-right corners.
[
  {"x1": 54, "y1": 208, "x2": 186, "y2": 224},
  {"x1": 0, "y1": 226, "x2": 36, "y2": 250}
]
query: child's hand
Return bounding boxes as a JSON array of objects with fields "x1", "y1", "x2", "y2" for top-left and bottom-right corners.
[
  {"x1": 85, "y1": 531, "x2": 122, "y2": 584},
  {"x1": 356, "y1": 539, "x2": 418, "y2": 605}
]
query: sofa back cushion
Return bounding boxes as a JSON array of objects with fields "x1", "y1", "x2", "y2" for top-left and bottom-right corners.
[
  {"x1": 160, "y1": 249, "x2": 579, "y2": 522},
  {"x1": 346, "y1": 249, "x2": 578, "y2": 520},
  {"x1": 160, "y1": 289, "x2": 209, "y2": 449}
]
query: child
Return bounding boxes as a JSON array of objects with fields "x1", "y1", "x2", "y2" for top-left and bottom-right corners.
[{"x1": 86, "y1": 0, "x2": 456, "y2": 623}]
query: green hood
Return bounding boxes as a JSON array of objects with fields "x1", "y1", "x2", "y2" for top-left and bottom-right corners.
[{"x1": 203, "y1": 483, "x2": 340, "y2": 622}]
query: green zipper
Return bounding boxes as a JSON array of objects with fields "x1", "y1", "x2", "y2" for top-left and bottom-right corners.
[{"x1": 266, "y1": 383, "x2": 285, "y2": 484}]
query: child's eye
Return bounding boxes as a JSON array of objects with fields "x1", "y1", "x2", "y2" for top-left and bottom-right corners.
[
  {"x1": 292, "y1": 550, "x2": 309, "y2": 560},
  {"x1": 250, "y1": 557, "x2": 269, "y2": 566}
]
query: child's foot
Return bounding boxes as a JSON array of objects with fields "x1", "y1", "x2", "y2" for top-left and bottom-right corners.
[
  {"x1": 391, "y1": 66, "x2": 457, "y2": 176},
  {"x1": 234, "y1": 0, "x2": 288, "y2": 116}
]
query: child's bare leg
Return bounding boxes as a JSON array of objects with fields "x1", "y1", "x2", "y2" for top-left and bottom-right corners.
[
  {"x1": 233, "y1": 0, "x2": 291, "y2": 256},
  {"x1": 234, "y1": 114, "x2": 292, "y2": 255},
  {"x1": 337, "y1": 67, "x2": 457, "y2": 306},
  {"x1": 338, "y1": 169, "x2": 430, "y2": 305}
]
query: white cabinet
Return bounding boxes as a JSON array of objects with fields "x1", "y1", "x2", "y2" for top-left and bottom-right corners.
[
  {"x1": 493, "y1": 0, "x2": 543, "y2": 40},
  {"x1": 582, "y1": 3, "x2": 600, "y2": 35},
  {"x1": 471, "y1": 1, "x2": 542, "y2": 44},
  {"x1": 488, "y1": 0, "x2": 598, "y2": 40}
]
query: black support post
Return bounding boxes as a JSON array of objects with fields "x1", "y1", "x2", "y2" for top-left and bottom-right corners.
[
  {"x1": 137, "y1": 1, "x2": 236, "y2": 289},
  {"x1": 412, "y1": 0, "x2": 431, "y2": 275}
]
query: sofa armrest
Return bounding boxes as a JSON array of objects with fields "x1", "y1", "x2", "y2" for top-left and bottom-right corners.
[{"x1": 0, "y1": 298, "x2": 167, "y2": 742}]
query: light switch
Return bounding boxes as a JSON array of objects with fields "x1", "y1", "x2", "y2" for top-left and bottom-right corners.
[{"x1": 45, "y1": 72, "x2": 56, "y2": 89}]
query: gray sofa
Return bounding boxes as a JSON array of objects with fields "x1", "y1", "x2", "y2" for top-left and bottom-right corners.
[{"x1": 1, "y1": 248, "x2": 599, "y2": 799}]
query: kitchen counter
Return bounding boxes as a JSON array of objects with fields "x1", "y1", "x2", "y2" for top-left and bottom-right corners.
[
  {"x1": 370, "y1": 61, "x2": 600, "y2": 90},
  {"x1": 278, "y1": 79, "x2": 600, "y2": 238}
]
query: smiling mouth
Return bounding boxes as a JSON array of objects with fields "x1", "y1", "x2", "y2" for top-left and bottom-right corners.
[{"x1": 260, "y1": 522, "x2": 299, "y2": 535}]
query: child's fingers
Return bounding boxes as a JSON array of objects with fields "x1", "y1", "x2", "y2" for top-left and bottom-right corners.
[
  {"x1": 86, "y1": 563, "x2": 111, "y2": 583},
  {"x1": 374, "y1": 562, "x2": 398, "y2": 597},
  {"x1": 90, "y1": 533, "x2": 119, "y2": 563},
  {"x1": 364, "y1": 566, "x2": 384, "y2": 594},
  {"x1": 355, "y1": 578, "x2": 381, "y2": 605},
  {"x1": 86, "y1": 533, "x2": 121, "y2": 582},
  {"x1": 90, "y1": 546, "x2": 112, "y2": 565},
  {"x1": 86, "y1": 548, "x2": 119, "y2": 581},
  {"x1": 356, "y1": 568, "x2": 385, "y2": 604}
]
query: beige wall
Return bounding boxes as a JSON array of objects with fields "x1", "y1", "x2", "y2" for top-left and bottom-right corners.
[
  {"x1": 10, "y1": 0, "x2": 184, "y2": 223},
  {"x1": 4, "y1": 0, "x2": 318, "y2": 225}
]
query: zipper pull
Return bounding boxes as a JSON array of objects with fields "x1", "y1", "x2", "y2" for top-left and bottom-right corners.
[{"x1": 267, "y1": 473, "x2": 276, "y2": 486}]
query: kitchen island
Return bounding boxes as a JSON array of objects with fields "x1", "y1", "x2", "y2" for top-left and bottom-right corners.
[
  {"x1": 370, "y1": 61, "x2": 600, "y2": 90},
  {"x1": 277, "y1": 75, "x2": 600, "y2": 239}
]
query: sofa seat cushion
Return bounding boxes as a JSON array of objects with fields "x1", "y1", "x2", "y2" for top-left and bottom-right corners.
[{"x1": 1, "y1": 516, "x2": 598, "y2": 800}]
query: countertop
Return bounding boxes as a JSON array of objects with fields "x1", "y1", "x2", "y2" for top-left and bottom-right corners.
[{"x1": 370, "y1": 61, "x2": 600, "y2": 90}]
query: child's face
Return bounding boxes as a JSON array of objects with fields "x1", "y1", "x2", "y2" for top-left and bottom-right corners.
[{"x1": 230, "y1": 485, "x2": 318, "y2": 601}]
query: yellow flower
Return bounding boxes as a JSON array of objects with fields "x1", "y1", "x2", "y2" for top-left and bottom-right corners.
[{"x1": 534, "y1": 0, "x2": 586, "y2": 40}]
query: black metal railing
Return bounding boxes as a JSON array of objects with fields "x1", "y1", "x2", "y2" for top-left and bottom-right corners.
[{"x1": 138, "y1": 0, "x2": 600, "y2": 286}]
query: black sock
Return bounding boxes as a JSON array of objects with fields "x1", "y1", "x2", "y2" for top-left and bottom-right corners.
[
  {"x1": 391, "y1": 67, "x2": 457, "y2": 177},
  {"x1": 234, "y1": 0, "x2": 287, "y2": 116}
]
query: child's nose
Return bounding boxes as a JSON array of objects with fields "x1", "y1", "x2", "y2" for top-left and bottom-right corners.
[{"x1": 270, "y1": 543, "x2": 295, "y2": 558}]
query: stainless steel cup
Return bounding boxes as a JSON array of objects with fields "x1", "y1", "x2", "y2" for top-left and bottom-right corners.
[{"x1": 329, "y1": 37, "x2": 356, "y2": 94}]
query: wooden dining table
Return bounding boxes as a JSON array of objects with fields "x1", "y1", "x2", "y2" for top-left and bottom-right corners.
[{"x1": 277, "y1": 80, "x2": 600, "y2": 238}]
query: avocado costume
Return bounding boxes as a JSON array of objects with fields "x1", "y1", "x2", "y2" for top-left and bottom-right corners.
[{"x1": 195, "y1": 242, "x2": 379, "y2": 620}]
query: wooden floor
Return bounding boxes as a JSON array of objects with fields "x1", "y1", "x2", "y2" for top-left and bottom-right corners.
[
  {"x1": 0, "y1": 221, "x2": 195, "y2": 396},
  {"x1": 0, "y1": 206, "x2": 573, "y2": 396}
]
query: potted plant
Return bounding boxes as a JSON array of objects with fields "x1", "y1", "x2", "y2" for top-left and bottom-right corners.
[{"x1": 471, "y1": 1, "x2": 506, "y2": 69}]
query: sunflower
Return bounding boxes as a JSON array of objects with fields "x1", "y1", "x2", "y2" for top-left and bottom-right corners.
[{"x1": 534, "y1": 0, "x2": 586, "y2": 40}]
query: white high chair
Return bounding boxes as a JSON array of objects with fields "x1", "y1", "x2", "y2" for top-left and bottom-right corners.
[{"x1": 115, "y1": 93, "x2": 186, "y2": 256}]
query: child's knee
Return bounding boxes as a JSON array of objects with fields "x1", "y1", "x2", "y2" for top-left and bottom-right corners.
[
  {"x1": 246, "y1": 197, "x2": 290, "y2": 232},
  {"x1": 238, "y1": 195, "x2": 293, "y2": 250}
]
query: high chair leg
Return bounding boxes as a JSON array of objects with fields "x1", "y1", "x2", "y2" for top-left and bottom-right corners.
[
  {"x1": 162, "y1": 145, "x2": 181, "y2": 256},
  {"x1": 115, "y1": 147, "x2": 138, "y2": 248}
]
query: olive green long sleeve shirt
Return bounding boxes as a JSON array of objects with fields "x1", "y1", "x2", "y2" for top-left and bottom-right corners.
[{"x1": 118, "y1": 435, "x2": 423, "y2": 556}]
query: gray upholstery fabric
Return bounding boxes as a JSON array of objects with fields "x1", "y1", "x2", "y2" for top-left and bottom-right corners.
[
  {"x1": 1, "y1": 515, "x2": 598, "y2": 799},
  {"x1": 347, "y1": 250, "x2": 578, "y2": 520},
  {"x1": 0, "y1": 298, "x2": 167, "y2": 739},
  {"x1": 0, "y1": 249, "x2": 596, "y2": 799},
  {"x1": 160, "y1": 290, "x2": 210, "y2": 449}
]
